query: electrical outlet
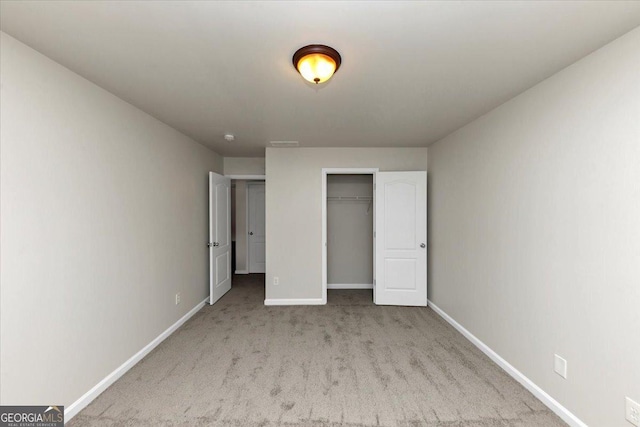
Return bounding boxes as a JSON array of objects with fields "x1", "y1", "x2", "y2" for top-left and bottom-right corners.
[
  {"x1": 175, "y1": 293, "x2": 181, "y2": 305},
  {"x1": 627, "y1": 397, "x2": 640, "y2": 426},
  {"x1": 554, "y1": 354, "x2": 567, "y2": 379},
  {"x1": 273, "y1": 277, "x2": 279, "y2": 286}
]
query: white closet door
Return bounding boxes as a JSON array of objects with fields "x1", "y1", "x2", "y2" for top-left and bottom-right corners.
[
  {"x1": 375, "y1": 171, "x2": 427, "y2": 306},
  {"x1": 209, "y1": 172, "x2": 231, "y2": 305},
  {"x1": 248, "y1": 183, "x2": 266, "y2": 273}
]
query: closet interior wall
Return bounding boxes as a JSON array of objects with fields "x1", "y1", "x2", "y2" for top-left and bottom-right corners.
[{"x1": 327, "y1": 174, "x2": 374, "y2": 288}]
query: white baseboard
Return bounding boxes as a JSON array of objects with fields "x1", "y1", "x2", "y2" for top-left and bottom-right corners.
[
  {"x1": 264, "y1": 298, "x2": 324, "y2": 306},
  {"x1": 234, "y1": 269, "x2": 249, "y2": 275},
  {"x1": 427, "y1": 300, "x2": 587, "y2": 427},
  {"x1": 328, "y1": 283, "x2": 373, "y2": 289},
  {"x1": 65, "y1": 297, "x2": 208, "y2": 422}
]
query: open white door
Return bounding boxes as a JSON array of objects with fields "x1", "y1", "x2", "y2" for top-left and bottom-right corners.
[
  {"x1": 248, "y1": 183, "x2": 266, "y2": 273},
  {"x1": 209, "y1": 172, "x2": 231, "y2": 305},
  {"x1": 375, "y1": 171, "x2": 427, "y2": 306}
]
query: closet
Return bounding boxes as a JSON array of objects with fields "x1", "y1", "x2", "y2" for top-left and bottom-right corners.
[{"x1": 326, "y1": 174, "x2": 374, "y2": 289}]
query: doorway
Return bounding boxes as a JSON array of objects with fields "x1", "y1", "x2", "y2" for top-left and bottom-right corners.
[
  {"x1": 230, "y1": 179, "x2": 265, "y2": 275},
  {"x1": 247, "y1": 182, "x2": 266, "y2": 273},
  {"x1": 322, "y1": 168, "x2": 378, "y2": 304},
  {"x1": 327, "y1": 175, "x2": 374, "y2": 281}
]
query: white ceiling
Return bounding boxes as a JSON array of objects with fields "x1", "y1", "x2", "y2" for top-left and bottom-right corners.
[{"x1": 2, "y1": 1, "x2": 639, "y2": 157}]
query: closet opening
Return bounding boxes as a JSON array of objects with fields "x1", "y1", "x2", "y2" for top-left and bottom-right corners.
[{"x1": 321, "y1": 168, "x2": 378, "y2": 305}]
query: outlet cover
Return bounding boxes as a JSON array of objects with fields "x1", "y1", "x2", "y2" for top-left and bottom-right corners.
[
  {"x1": 627, "y1": 397, "x2": 640, "y2": 426},
  {"x1": 554, "y1": 354, "x2": 567, "y2": 379},
  {"x1": 273, "y1": 277, "x2": 279, "y2": 286},
  {"x1": 175, "y1": 293, "x2": 181, "y2": 305}
]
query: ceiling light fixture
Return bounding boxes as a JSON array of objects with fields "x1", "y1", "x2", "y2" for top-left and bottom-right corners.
[{"x1": 292, "y1": 44, "x2": 341, "y2": 84}]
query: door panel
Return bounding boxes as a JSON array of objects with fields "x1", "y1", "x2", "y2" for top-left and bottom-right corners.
[
  {"x1": 216, "y1": 184, "x2": 228, "y2": 247},
  {"x1": 385, "y1": 182, "x2": 417, "y2": 250},
  {"x1": 248, "y1": 183, "x2": 266, "y2": 273},
  {"x1": 210, "y1": 172, "x2": 231, "y2": 305},
  {"x1": 216, "y1": 252, "x2": 229, "y2": 285},
  {"x1": 375, "y1": 171, "x2": 427, "y2": 306},
  {"x1": 385, "y1": 258, "x2": 417, "y2": 290}
]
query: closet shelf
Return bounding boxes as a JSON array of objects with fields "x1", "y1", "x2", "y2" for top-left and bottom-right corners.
[{"x1": 327, "y1": 196, "x2": 373, "y2": 201}]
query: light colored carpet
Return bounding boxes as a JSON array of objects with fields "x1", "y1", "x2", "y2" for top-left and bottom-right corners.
[{"x1": 69, "y1": 274, "x2": 565, "y2": 426}]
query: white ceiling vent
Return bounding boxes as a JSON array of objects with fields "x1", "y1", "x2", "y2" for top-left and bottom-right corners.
[{"x1": 270, "y1": 141, "x2": 299, "y2": 148}]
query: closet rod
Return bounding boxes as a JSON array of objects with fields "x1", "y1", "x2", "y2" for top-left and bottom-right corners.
[{"x1": 327, "y1": 196, "x2": 373, "y2": 201}]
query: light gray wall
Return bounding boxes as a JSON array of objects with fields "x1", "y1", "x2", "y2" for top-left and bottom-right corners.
[
  {"x1": 0, "y1": 33, "x2": 223, "y2": 408},
  {"x1": 265, "y1": 148, "x2": 428, "y2": 300},
  {"x1": 327, "y1": 175, "x2": 373, "y2": 285},
  {"x1": 223, "y1": 157, "x2": 265, "y2": 176},
  {"x1": 427, "y1": 27, "x2": 640, "y2": 427}
]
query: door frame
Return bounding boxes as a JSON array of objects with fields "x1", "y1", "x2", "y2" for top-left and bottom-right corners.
[
  {"x1": 247, "y1": 181, "x2": 266, "y2": 273},
  {"x1": 321, "y1": 168, "x2": 379, "y2": 304},
  {"x1": 226, "y1": 175, "x2": 266, "y2": 275}
]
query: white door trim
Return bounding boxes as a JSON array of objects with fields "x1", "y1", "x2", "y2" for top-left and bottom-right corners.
[
  {"x1": 231, "y1": 178, "x2": 265, "y2": 275},
  {"x1": 247, "y1": 182, "x2": 266, "y2": 273},
  {"x1": 321, "y1": 168, "x2": 379, "y2": 304}
]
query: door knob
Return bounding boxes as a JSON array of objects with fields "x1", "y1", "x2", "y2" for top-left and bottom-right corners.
[
  {"x1": 420, "y1": 243, "x2": 426, "y2": 248},
  {"x1": 249, "y1": 232, "x2": 254, "y2": 235},
  {"x1": 207, "y1": 242, "x2": 212, "y2": 248}
]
